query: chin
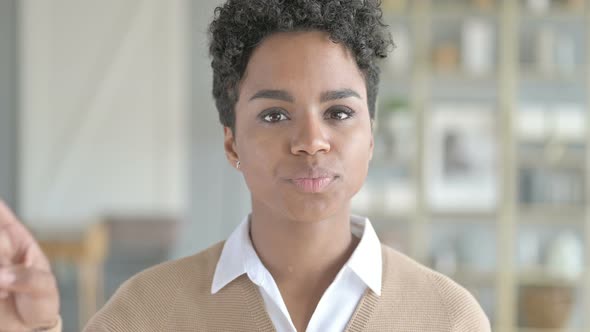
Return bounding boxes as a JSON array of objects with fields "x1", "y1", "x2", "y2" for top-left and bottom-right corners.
[{"x1": 282, "y1": 199, "x2": 344, "y2": 223}]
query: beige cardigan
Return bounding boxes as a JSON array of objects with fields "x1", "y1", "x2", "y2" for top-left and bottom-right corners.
[{"x1": 52, "y1": 241, "x2": 491, "y2": 331}]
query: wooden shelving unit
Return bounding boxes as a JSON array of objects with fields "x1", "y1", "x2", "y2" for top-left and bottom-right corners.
[{"x1": 354, "y1": 0, "x2": 590, "y2": 331}]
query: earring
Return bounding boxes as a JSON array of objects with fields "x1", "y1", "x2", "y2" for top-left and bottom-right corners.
[{"x1": 236, "y1": 160, "x2": 241, "y2": 169}]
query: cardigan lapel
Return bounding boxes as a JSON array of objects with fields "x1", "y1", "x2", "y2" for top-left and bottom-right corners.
[
  {"x1": 344, "y1": 288, "x2": 380, "y2": 332},
  {"x1": 344, "y1": 245, "x2": 389, "y2": 331},
  {"x1": 240, "y1": 274, "x2": 277, "y2": 332}
]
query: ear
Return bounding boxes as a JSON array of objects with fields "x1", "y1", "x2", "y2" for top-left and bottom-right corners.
[{"x1": 223, "y1": 127, "x2": 240, "y2": 169}]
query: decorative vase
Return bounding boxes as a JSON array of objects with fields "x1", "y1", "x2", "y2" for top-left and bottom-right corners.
[
  {"x1": 462, "y1": 18, "x2": 494, "y2": 76},
  {"x1": 545, "y1": 231, "x2": 584, "y2": 281}
]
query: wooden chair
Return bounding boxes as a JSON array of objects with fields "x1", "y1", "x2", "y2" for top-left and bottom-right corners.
[{"x1": 34, "y1": 221, "x2": 108, "y2": 330}]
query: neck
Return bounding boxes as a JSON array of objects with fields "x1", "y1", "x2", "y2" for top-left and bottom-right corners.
[{"x1": 249, "y1": 201, "x2": 359, "y2": 286}]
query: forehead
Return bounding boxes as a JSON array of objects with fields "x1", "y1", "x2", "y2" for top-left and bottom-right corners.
[{"x1": 239, "y1": 31, "x2": 366, "y2": 100}]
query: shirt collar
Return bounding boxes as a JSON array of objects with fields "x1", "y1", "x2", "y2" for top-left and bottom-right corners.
[
  {"x1": 346, "y1": 215, "x2": 382, "y2": 296},
  {"x1": 211, "y1": 215, "x2": 258, "y2": 294},
  {"x1": 211, "y1": 214, "x2": 382, "y2": 296}
]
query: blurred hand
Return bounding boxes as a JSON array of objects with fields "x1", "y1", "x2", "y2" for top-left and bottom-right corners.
[{"x1": 0, "y1": 200, "x2": 59, "y2": 331}]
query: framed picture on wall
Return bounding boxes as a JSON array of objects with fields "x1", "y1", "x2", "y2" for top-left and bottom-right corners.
[{"x1": 426, "y1": 104, "x2": 498, "y2": 212}]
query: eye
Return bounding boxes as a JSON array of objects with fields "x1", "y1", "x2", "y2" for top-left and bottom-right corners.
[
  {"x1": 261, "y1": 109, "x2": 289, "y2": 123},
  {"x1": 326, "y1": 107, "x2": 355, "y2": 121}
]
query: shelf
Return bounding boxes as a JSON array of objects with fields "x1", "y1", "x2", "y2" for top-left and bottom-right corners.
[
  {"x1": 430, "y1": 71, "x2": 498, "y2": 83},
  {"x1": 377, "y1": 1, "x2": 590, "y2": 330},
  {"x1": 429, "y1": 210, "x2": 497, "y2": 221},
  {"x1": 361, "y1": 208, "x2": 501, "y2": 224},
  {"x1": 449, "y1": 267, "x2": 496, "y2": 286},
  {"x1": 520, "y1": 9, "x2": 585, "y2": 21},
  {"x1": 518, "y1": 152, "x2": 586, "y2": 169},
  {"x1": 364, "y1": 210, "x2": 415, "y2": 221},
  {"x1": 519, "y1": 69, "x2": 586, "y2": 84},
  {"x1": 518, "y1": 205, "x2": 586, "y2": 225},
  {"x1": 365, "y1": 209, "x2": 498, "y2": 222},
  {"x1": 518, "y1": 158, "x2": 586, "y2": 169},
  {"x1": 431, "y1": 7, "x2": 498, "y2": 20},
  {"x1": 518, "y1": 267, "x2": 582, "y2": 287},
  {"x1": 517, "y1": 328, "x2": 588, "y2": 332}
]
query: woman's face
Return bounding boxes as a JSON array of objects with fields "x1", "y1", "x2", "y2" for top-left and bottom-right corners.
[{"x1": 224, "y1": 31, "x2": 374, "y2": 222}]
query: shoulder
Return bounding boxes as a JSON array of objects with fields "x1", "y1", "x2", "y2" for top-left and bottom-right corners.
[
  {"x1": 381, "y1": 245, "x2": 491, "y2": 332},
  {"x1": 83, "y1": 241, "x2": 225, "y2": 332},
  {"x1": 128, "y1": 240, "x2": 225, "y2": 289}
]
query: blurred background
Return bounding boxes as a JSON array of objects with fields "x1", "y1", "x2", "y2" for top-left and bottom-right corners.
[{"x1": 1, "y1": 0, "x2": 589, "y2": 331}]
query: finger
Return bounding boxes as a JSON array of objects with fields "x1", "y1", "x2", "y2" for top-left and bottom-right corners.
[
  {"x1": 0, "y1": 206, "x2": 47, "y2": 270},
  {"x1": 22, "y1": 239, "x2": 51, "y2": 271},
  {"x1": 0, "y1": 200, "x2": 25, "y2": 266},
  {"x1": 0, "y1": 200, "x2": 19, "y2": 227},
  {"x1": 0, "y1": 265, "x2": 57, "y2": 296},
  {"x1": 0, "y1": 293, "x2": 27, "y2": 332},
  {"x1": 0, "y1": 230, "x2": 14, "y2": 266},
  {"x1": 0, "y1": 286, "x2": 59, "y2": 332}
]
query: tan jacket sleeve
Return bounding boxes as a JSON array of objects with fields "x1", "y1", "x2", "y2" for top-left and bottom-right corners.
[{"x1": 430, "y1": 273, "x2": 492, "y2": 332}]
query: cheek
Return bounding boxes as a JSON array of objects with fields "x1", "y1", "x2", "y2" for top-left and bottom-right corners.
[
  {"x1": 236, "y1": 132, "x2": 283, "y2": 183},
  {"x1": 340, "y1": 131, "x2": 372, "y2": 190},
  {"x1": 246, "y1": 132, "x2": 280, "y2": 162}
]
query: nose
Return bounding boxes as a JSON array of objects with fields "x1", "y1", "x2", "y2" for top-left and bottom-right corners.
[{"x1": 290, "y1": 114, "x2": 331, "y2": 156}]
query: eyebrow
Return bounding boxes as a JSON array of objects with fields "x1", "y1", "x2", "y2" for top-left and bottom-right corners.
[
  {"x1": 320, "y1": 89, "x2": 361, "y2": 102},
  {"x1": 249, "y1": 88, "x2": 361, "y2": 103}
]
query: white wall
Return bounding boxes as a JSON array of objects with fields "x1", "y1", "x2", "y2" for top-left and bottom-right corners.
[
  {"x1": 0, "y1": 0, "x2": 19, "y2": 211},
  {"x1": 173, "y1": 0, "x2": 251, "y2": 257},
  {"x1": 19, "y1": 0, "x2": 187, "y2": 225}
]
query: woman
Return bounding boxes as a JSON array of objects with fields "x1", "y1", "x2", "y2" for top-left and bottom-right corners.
[{"x1": 0, "y1": 0, "x2": 491, "y2": 331}]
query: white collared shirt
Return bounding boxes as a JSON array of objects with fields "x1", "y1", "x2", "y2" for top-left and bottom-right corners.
[{"x1": 211, "y1": 215, "x2": 382, "y2": 332}]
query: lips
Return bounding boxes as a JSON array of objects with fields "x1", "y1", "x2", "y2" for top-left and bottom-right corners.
[
  {"x1": 287, "y1": 167, "x2": 338, "y2": 193},
  {"x1": 291, "y1": 177, "x2": 334, "y2": 193}
]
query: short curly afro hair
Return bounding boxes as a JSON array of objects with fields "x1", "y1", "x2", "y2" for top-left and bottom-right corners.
[{"x1": 208, "y1": 0, "x2": 394, "y2": 131}]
